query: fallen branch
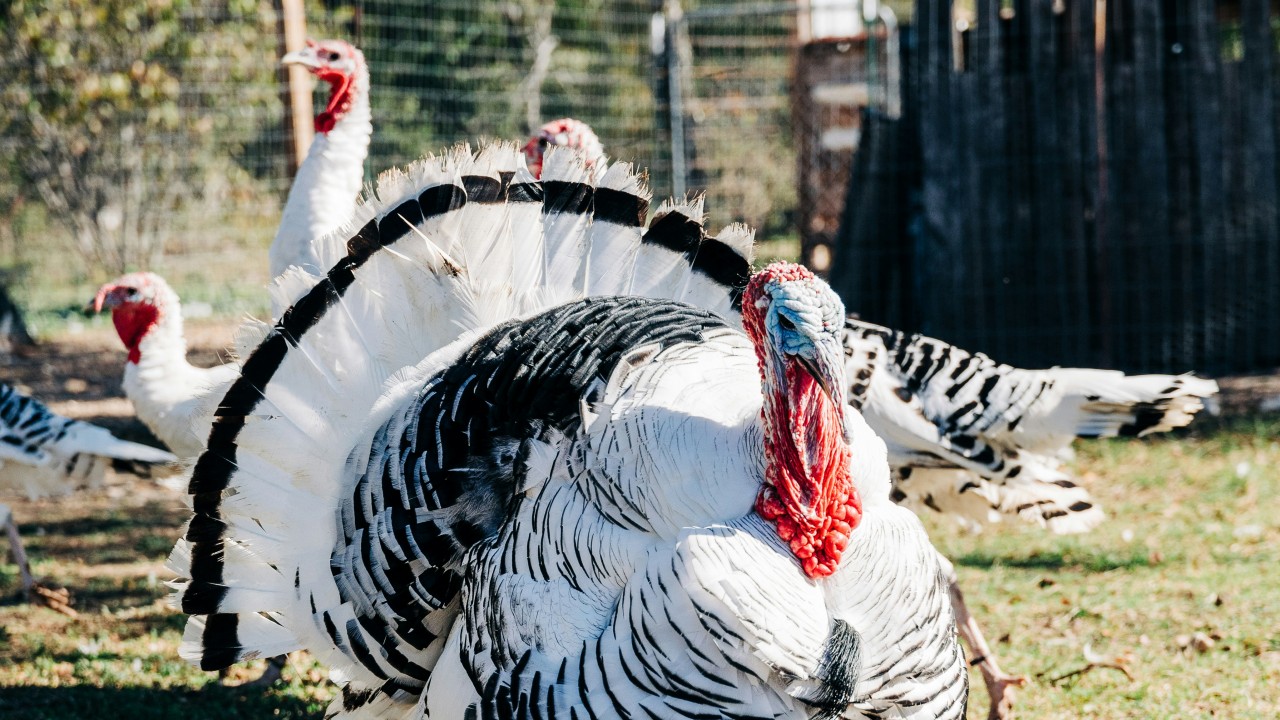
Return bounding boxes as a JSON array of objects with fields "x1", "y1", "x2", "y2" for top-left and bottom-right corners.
[{"x1": 1044, "y1": 660, "x2": 1134, "y2": 686}]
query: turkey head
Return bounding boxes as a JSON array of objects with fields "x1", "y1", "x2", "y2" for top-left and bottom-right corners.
[
  {"x1": 282, "y1": 38, "x2": 366, "y2": 133},
  {"x1": 91, "y1": 272, "x2": 174, "y2": 364},
  {"x1": 742, "y1": 261, "x2": 861, "y2": 579},
  {"x1": 523, "y1": 118, "x2": 604, "y2": 179}
]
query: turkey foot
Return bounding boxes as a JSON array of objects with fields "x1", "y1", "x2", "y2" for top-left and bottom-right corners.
[
  {"x1": 948, "y1": 575, "x2": 1028, "y2": 720},
  {"x1": 31, "y1": 584, "x2": 78, "y2": 618}
]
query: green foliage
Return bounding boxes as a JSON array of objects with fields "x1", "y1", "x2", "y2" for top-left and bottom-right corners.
[{"x1": 0, "y1": 0, "x2": 281, "y2": 276}]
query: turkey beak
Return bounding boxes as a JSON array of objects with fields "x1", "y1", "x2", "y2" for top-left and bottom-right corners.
[
  {"x1": 794, "y1": 354, "x2": 835, "y2": 403},
  {"x1": 281, "y1": 45, "x2": 320, "y2": 69},
  {"x1": 89, "y1": 285, "x2": 120, "y2": 313}
]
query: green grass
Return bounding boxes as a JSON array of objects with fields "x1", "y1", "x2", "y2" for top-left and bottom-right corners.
[
  {"x1": 1, "y1": 415, "x2": 1277, "y2": 718},
  {"x1": 927, "y1": 416, "x2": 1280, "y2": 719}
]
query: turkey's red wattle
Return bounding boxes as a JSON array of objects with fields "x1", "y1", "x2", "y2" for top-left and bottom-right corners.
[
  {"x1": 111, "y1": 303, "x2": 159, "y2": 364},
  {"x1": 315, "y1": 68, "x2": 355, "y2": 134},
  {"x1": 756, "y1": 361, "x2": 861, "y2": 578}
]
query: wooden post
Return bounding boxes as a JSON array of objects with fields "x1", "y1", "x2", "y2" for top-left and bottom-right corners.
[{"x1": 280, "y1": 0, "x2": 313, "y2": 173}]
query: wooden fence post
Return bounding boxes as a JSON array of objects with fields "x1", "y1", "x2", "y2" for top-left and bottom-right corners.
[{"x1": 280, "y1": 0, "x2": 313, "y2": 173}]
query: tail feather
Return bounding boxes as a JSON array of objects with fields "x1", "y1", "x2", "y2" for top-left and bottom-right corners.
[
  {"x1": 168, "y1": 142, "x2": 756, "y2": 708},
  {"x1": 630, "y1": 197, "x2": 707, "y2": 302},
  {"x1": 506, "y1": 165, "x2": 545, "y2": 303},
  {"x1": 539, "y1": 147, "x2": 595, "y2": 302},
  {"x1": 679, "y1": 222, "x2": 754, "y2": 321},
  {"x1": 584, "y1": 162, "x2": 650, "y2": 297}
]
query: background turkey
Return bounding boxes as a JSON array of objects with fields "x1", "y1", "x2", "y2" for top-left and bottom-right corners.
[
  {"x1": 0, "y1": 382, "x2": 174, "y2": 608},
  {"x1": 90, "y1": 272, "x2": 238, "y2": 460},
  {"x1": 522, "y1": 117, "x2": 604, "y2": 180},
  {"x1": 167, "y1": 144, "x2": 967, "y2": 718},
  {"x1": 272, "y1": 38, "x2": 373, "y2": 294},
  {"x1": 92, "y1": 38, "x2": 372, "y2": 459}
]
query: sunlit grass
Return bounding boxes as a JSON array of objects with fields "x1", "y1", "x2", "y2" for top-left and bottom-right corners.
[{"x1": 0, "y1": 373, "x2": 1276, "y2": 718}]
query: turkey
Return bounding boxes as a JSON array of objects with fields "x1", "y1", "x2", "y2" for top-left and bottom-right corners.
[
  {"x1": 272, "y1": 38, "x2": 373, "y2": 285},
  {"x1": 1, "y1": 382, "x2": 175, "y2": 603},
  {"x1": 167, "y1": 144, "x2": 967, "y2": 719},
  {"x1": 91, "y1": 272, "x2": 238, "y2": 459},
  {"x1": 522, "y1": 117, "x2": 604, "y2": 179},
  {"x1": 841, "y1": 318, "x2": 1218, "y2": 718},
  {"x1": 93, "y1": 38, "x2": 372, "y2": 455}
]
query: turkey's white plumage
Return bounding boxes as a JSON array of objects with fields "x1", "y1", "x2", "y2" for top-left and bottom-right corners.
[
  {"x1": 93, "y1": 272, "x2": 239, "y2": 460},
  {"x1": 1, "y1": 382, "x2": 175, "y2": 600},
  {"x1": 270, "y1": 39, "x2": 373, "y2": 290},
  {"x1": 168, "y1": 144, "x2": 965, "y2": 719},
  {"x1": 843, "y1": 319, "x2": 1218, "y2": 533}
]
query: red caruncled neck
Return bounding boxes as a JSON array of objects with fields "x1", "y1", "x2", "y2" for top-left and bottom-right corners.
[
  {"x1": 742, "y1": 271, "x2": 861, "y2": 579},
  {"x1": 315, "y1": 67, "x2": 355, "y2": 134},
  {"x1": 112, "y1": 303, "x2": 160, "y2": 365}
]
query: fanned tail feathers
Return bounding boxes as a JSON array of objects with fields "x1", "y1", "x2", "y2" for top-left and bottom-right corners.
[{"x1": 167, "y1": 142, "x2": 755, "y2": 716}]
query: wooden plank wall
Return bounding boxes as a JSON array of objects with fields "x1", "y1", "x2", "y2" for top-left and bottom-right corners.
[{"x1": 842, "y1": 0, "x2": 1280, "y2": 374}]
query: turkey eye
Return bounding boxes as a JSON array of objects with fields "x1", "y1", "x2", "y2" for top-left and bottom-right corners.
[
  {"x1": 328, "y1": 51, "x2": 341, "y2": 61},
  {"x1": 778, "y1": 315, "x2": 796, "y2": 330}
]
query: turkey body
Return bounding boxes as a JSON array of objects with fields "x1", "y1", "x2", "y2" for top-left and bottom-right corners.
[
  {"x1": 1, "y1": 382, "x2": 175, "y2": 600},
  {"x1": 169, "y1": 145, "x2": 966, "y2": 719},
  {"x1": 122, "y1": 344, "x2": 238, "y2": 460},
  {"x1": 270, "y1": 38, "x2": 373, "y2": 304}
]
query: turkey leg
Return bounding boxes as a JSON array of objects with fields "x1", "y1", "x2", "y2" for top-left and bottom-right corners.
[
  {"x1": 1, "y1": 504, "x2": 35, "y2": 599},
  {"x1": 948, "y1": 575, "x2": 1028, "y2": 720}
]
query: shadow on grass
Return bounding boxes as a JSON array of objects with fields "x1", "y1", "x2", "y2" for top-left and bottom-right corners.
[
  {"x1": 0, "y1": 685, "x2": 323, "y2": 720},
  {"x1": 25, "y1": 505, "x2": 179, "y2": 537},
  {"x1": 954, "y1": 548, "x2": 1154, "y2": 573}
]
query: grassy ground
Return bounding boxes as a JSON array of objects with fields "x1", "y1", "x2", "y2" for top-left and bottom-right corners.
[{"x1": 1, "y1": 327, "x2": 1277, "y2": 718}]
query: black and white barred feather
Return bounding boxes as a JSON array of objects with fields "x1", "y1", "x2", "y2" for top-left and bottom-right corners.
[
  {"x1": 843, "y1": 319, "x2": 1217, "y2": 533},
  {"x1": 167, "y1": 144, "x2": 965, "y2": 719},
  {"x1": 0, "y1": 382, "x2": 175, "y2": 499}
]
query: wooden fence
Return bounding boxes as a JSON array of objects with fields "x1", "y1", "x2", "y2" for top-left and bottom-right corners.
[{"x1": 832, "y1": 0, "x2": 1280, "y2": 375}]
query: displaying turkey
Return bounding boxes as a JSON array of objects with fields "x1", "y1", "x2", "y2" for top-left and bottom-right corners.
[
  {"x1": 168, "y1": 144, "x2": 967, "y2": 718},
  {"x1": 1, "y1": 382, "x2": 175, "y2": 603},
  {"x1": 91, "y1": 273, "x2": 238, "y2": 459},
  {"x1": 841, "y1": 318, "x2": 1218, "y2": 718},
  {"x1": 272, "y1": 38, "x2": 372, "y2": 285},
  {"x1": 522, "y1": 117, "x2": 604, "y2": 179}
]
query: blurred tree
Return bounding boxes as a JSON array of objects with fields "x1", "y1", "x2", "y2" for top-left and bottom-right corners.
[{"x1": 0, "y1": 0, "x2": 278, "y2": 276}]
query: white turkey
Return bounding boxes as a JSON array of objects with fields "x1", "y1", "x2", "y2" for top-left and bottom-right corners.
[
  {"x1": 522, "y1": 117, "x2": 604, "y2": 179},
  {"x1": 0, "y1": 382, "x2": 175, "y2": 603},
  {"x1": 90, "y1": 272, "x2": 238, "y2": 460},
  {"x1": 167, "y1": 144, "x2": 968, "y2": 719},
  {"x1": 272, "y1": 37, "x2": 373, "y2": 285},
  {"x1": 841, "y1": 318, "x2": 1218, "y2": 717},
  {"x1": 843, "y1": 319, "x2": 1217, "y2": 533}
]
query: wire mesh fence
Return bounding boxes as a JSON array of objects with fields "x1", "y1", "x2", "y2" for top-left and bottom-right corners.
[
  {"x1": 3, "y1": 0, "x2": 1274, "y2": 376},
  {"x1": 2, "y1": 0, "x2": 857, "y2": 330}
]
